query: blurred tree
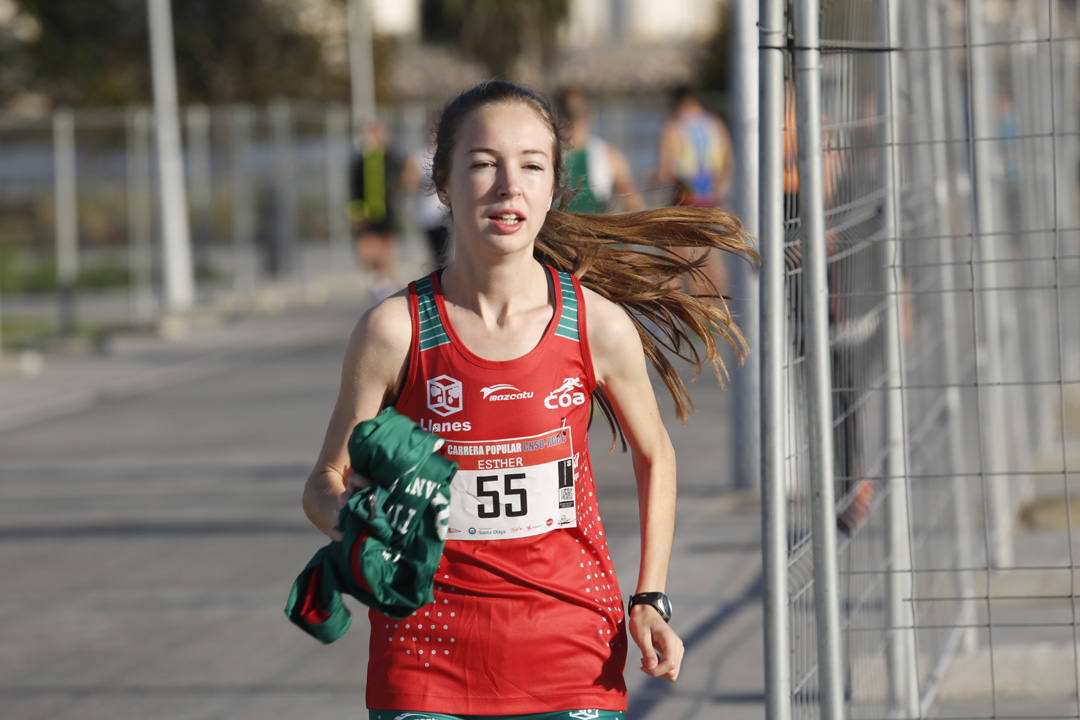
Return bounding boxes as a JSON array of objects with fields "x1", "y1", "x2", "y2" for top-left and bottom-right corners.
[
  {"x1": 420, "y1": 0, "x2": 568, "y2": 78},
  {"x1": 4, "y1": 0, "x2": 347, "y2": 107},
  {"x1": 695, "y1": 0, "x2": 732, "y2": 100}
]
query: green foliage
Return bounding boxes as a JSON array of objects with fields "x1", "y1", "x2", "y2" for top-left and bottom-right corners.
[
  {"x1": 0, "y1": 247, "x2": 135, "y2": 295},
  {"x1": 696, "y1": 1, "x2": 733, "y2": 98},
  {"x1": 420, "y1": 0, "x2": 569, "y2": 77},
  {"x1": 4, "y1": 0, "x2": 346, "y2": 106},
  {"x1": 0, "y1": 315, "x2": 105, "y2": 350}
]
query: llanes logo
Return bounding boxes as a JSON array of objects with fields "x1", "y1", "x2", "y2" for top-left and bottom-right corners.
[
  {"x1": 544, "y1": 376, "x2": 587, "y2": 409},
  {"x1": 427, "y1": 374, "x2": 463, "y2": 416},
  {"x1": 481, "y1": 383, "x2": 534, "y2": 402}
]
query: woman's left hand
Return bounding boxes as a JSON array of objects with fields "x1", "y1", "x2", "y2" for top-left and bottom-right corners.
[{"x1": 628, "y1": 604, "x2": 685, "y2": 682}]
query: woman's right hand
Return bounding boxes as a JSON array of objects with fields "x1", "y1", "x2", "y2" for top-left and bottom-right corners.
[{"x1": 328, "y1": 471, "x2": 376, "y2": 542}]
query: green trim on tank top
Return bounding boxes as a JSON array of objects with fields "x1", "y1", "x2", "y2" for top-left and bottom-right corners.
[
  {"x1": 415, "y1": 275, "x2": 450, "y2": 351},
  {"x1": 418, "y1": 270, "x2": 578, "y2": 350},
  {"x1": 554, "y1": 270, "x2": 579, "y2": 342}
]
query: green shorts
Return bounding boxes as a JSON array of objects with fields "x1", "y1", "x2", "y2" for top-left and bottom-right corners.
[{"x1": 368, "y1": 711, "x2": 625, "y2": 720}]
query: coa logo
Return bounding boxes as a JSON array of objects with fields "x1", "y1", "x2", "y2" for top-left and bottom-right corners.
[
  {"x1": 544, "y1": 376, "x2": 587, "y2": 409},
  {"x1": 427, "y1": 374, "x2": 463, "y2": 417}
]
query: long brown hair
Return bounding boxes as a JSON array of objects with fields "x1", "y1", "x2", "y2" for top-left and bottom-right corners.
[{"x1": 432, "y1": 81, "x2": 758, "y2": 449}]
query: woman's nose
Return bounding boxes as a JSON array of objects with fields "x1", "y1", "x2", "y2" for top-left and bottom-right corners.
[{"x1": 497, "y1": 167, "x2": 522, "y2": 197}]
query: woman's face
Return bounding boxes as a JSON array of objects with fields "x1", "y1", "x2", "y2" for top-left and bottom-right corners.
[{"x1": 440, "y1": 101, "x2": 556, "y2": 258}]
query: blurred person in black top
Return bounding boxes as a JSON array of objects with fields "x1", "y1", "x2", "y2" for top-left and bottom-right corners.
[{"x1": 350, "y1": 120, "x2": 403, "y2": 300}]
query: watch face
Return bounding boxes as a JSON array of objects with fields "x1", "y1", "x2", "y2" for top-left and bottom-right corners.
[{"x1": 630, "y1": 593, "x2": 672, "y2": 621}]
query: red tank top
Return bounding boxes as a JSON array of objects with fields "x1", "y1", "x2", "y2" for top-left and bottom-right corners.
[{"x1": 365, "y1": 266, "x2": 628, "y2": 714}]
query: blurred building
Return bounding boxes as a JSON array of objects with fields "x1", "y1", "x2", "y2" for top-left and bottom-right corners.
[{"x1": 365, "y1": 0, "x2": 729, "y2": 100}]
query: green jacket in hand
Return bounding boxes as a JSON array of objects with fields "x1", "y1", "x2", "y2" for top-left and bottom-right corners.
[{"x1": 285, "y1": 408, "x2": 456, "y2": 643}]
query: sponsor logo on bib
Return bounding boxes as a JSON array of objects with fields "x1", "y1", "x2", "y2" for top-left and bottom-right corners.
[
  {"x1": 544, "y1": 376, "x2": 587, "y2": 409},
  {"x1": 427, "y1": 374, "x2": 463, "y2": 416},
  {"x1": 481, "y1": 383, "x2": 534, "y2": 401}
]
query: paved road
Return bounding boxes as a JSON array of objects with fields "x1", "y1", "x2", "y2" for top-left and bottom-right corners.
[{"x1": 0, "y1": 295, "x2": 765, "y2": 720}]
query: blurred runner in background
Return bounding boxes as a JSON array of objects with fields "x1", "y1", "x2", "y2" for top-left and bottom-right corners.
[
  {"x1": 657, "y1": 85, "x2": 734, "y2": 298},
  {"x1": 556, "y1": 85, "x2": 645, "y2": 213},
  {"x1": 350, "y1": 120, "x2": 403, "y2": 301}
]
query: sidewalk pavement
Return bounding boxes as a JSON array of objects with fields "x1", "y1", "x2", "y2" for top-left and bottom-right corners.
[{"x1": 0, "y1": 276, "x2": 373, "y2": 434}]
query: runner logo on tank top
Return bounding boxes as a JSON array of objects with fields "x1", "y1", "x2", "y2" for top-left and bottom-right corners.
[
  {"x1": 427, "y1": 374, "x2": 463, "y2": 416},
  {"x1": 544, "y1": 376, "x2": 587, "y2": 409},
  {"x1": 444, "y1": 426, "x2": 576, "y2": 539}
]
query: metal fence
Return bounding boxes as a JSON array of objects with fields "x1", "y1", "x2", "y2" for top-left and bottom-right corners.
[{"x1": 761, "y1": 0, "x2": 1080, "y2": 718}]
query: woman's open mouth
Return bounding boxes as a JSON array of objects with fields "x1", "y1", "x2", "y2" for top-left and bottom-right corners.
[{"x1": 489, "y1": 211, "x2": 525, "y2": 233}]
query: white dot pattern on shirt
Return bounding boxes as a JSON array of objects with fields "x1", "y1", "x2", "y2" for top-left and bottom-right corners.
[
  {"x1": 571, "y1": 453, "x2": 624, "y2": 640},
  {"x1": 379, "y1": 448, "x2": 626, "y2": 672}
]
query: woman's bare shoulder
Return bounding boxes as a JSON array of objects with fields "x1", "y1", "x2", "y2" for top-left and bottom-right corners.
[
  {"x1": 582, "y1": 285, "x2": 640, "y2": 357},
  {"x1": 345, "y1": 289, "x2": 411, "y2": 382}
]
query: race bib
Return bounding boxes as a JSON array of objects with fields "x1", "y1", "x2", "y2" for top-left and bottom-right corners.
[{"x1": 443, "y1": 427, "x2": 576, "y2": 540}]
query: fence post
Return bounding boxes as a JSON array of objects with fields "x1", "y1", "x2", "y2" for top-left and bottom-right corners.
[
  {"x1": 792, "y1": 2, "x2": 845, "y2": 718},
  {"x1": 53, "y1": 108, "x2": 78, "y2": 337},
  {"x1": 147, "y1": 0, "x2": 195, "y2": 312},
  {"x1": 270, "y1": 99, "x2": 298, "y2": 279},
  {"x1": 326, "y1": 105, "x2": 352, "y2": 272},
  {"x1": 730, "y1": 0, "x2": 760, "y2": 492},
  {"x1": 759, "y1": 0, "x2": 791, "y2": 716},
  {"x1": 967, "y1": 0, "x2": 1014, "y2": 569},
  {"x1": 230, "y1": 105, "x2": 256, "y2": 296},
  {"x1": 348, "y1": 0, "x2": 377, "y2": 136},
  {"x1": 926, "y1": 0, "x2": 978, "y2": 658},
  {"x1": 126, "y1": 107, "x2": 156, "y2": 324},
  {"x1": 185, "y1": 105, "x2": 213, "y2": 277},
  {"x1": 878, "y1": 1, "x2": 920, "y2": 715}
]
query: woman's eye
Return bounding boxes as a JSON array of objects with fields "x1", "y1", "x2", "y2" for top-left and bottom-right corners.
[
  {"x1": 470, "y1": 161, "x2": 493, "y2": 169},
  {"x1": 525, "y1": 164, "x2": 544, "y2": 172}
]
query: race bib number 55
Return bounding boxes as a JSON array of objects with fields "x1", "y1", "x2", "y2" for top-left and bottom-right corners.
[{"x1": 443, "y1": 427, "x2": 575, "y2": 540}]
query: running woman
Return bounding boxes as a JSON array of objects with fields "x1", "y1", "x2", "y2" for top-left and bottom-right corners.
[{"x1": 302, "y1": 80, "x2": 755, "y2": 720}]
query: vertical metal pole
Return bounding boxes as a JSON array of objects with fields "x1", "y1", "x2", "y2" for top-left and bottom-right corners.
[
  {"x1": 230, "y1": 105, "x2": 256, "y2": 295},
  {"x1": 53, "y1": 108, "x2": 78, "y2": 336},
  {"x1": 326, "y1": 105, "x2": 352, "y2": 272},
  {"x1": 878, "y1": 1, "x2": 920, "y2": 715},
  {"x1": 792, "y1": 2, "x2": 845, "y2": 718},
  {"x1": 126, "y1": 107, "x2": 156, "y2": 324},
  {"x1": 348, "y1": 0, "x2": 377, "y2": 137},
  {"x1": 759, "y1": 0, "x2": 790, "y2": 716},
  {"x1": 967, "y1": 0, "x2": 1013, "y2": 569},
  {"x1": 185, "y1": 104, "x2": 213, "y2": 277},
  {"x1": 927, "y1": 0, "x2": 977, "y2": 657},
  {"x1": 147, "y1": 0, "x2": 195, "y2": 312},
  {"x1": 730, "y1": 0, "x2": 761, "y2": 492},
  {"x1": 1062, "y1": 38, "x2": 1080, "y2": 380},
  {"x1": 1063, "y1": 27, "x2": 1080, "y2": 381},
  {"x1": 270, "y1": 99, "x2": 298, "y2": 279}
]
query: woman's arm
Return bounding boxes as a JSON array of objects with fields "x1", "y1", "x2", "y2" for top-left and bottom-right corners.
[
  {"x1": 302, "y1": 292, "x2": 412, "y2": 540},
  {"x1": 585, "y1": 289, "x2": 685, "y2": 683}
]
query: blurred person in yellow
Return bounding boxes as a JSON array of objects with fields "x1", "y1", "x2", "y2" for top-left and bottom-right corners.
[
  {"x1": 555, "y1": 85, "x2": 645, "y2": 213},
  {"x1": 657, "y1": 84, "x2": 734, "y2": 297},
  {"x1": 350, "y1": 120, "x2": 403, "y2": 301}
]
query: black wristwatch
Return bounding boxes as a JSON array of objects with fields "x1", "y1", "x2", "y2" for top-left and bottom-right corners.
[{"x1": 628, "y1": 592, "x2": 672, "y2": 622}]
